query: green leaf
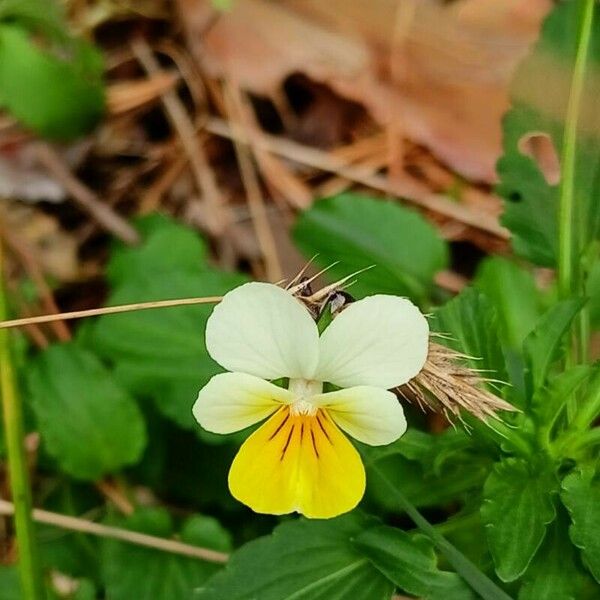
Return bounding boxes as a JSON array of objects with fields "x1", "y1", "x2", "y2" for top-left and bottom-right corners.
[
  {"x1": 369, "y1": 464, "x2": 513, "y2": 600},
  {"x1": 102, "y1": 508, "x2": 230, "y2": 600},
  {"x1": 561, "y1": 466, "x2": 600, "y2": 582},
  {"x1": 181, "y1": 515, "x2": 233, "y2": 554},
  {"x1": 586, "y1": 258, "x2": 600, "y2": 328},
  {"x1": 89, "y1": 214, "x2": 246, "y2": 434},
  {"x1": 26, "y1": 343, "x2": 147, "y2": 480},
  {"x1": 106, "y1": 214, "x2": 208, "y2": 286},
  {"x1": 196, "y1": 515, "x2": 394, "y2": 600},
  {"x1": 518, "y1": 507, "x2": 583, "y2": 600},
  {"x1": 354, "y1": 525, "x2": 474, "y2": 599},
  {"x1": 496, "y1": 1, "x2": 600, "y2": 266},
  {"x1": 0, "y1": 0, "x2": 67, "y2": 47},
  {"x1": 481, "y1": 457, "x2": 558, "y2": 582},
  {"x1": 366, "y1": 452, "x2": 489, "y2": 512},
  {"x1": 90, "y1": 269, "x2": 246, "y2": 433},
  {"x1": 523, "y1": 298, "x2": 584, "y2": 394},
  {"x1": 293, "y1": 193, "x2": 448, "y2": 302},
  {"x1": 473, "y1": 257, "x2": 541, "y2": 350},
  {"x1": 0, "y1": 24, "x2": 104, "y2": 139},
  {"x1": 432, "y1": 287, "x2": 507, "y2": 382},
  {"x1": 532, "y1": 365, "x2": 592, "y2": 430},
  {"x1": 0, "y1": 566, "x2": 21, "y2": 600},
  {"x1": 364, "y1": 429, "x2": 491, "y2": 511}
]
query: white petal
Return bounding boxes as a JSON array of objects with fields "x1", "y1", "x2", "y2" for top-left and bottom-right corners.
[
  {"x1": 312, "y1": 386, "x2": 407, "y2": 445},
  {"x1": 193, "y1": 372, "x2": 293, "y2": 434},
  {"x1": 205, "y1": 282, "x2": 319, "y2": 380},
  {"x1": 315, "y1": 295, "x2": 429, "y2": 389}
]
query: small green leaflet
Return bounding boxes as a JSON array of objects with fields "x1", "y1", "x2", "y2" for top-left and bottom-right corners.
[
  {"x1": 473, "y1": 256, "x2": 541, "y2": 351},
  {"x1": 106, "y1": 214, "x2": 208, "y2": 286},
  {"x1": 26, "y1": 343, "x2": 146, "y2": 480},
  {"x1": 481, "y1": 457, "x2": 558, "y2": 582},
  {"x1": 431, "y1": 287, "x2": 507, "y2": 384},
  {"x1": 531, "y1": 365, "x2": 592, "y2": 434},
  {"x1": 561, "y1": 467, "x2": 600, "y2": 583},
  {"x1": 293, "y1": 193, "x2": 448, "y2": 303},
  {"x1": 89, "y1": 216, "x2": 246, "y2": 436},
  {"x1": 518, "y1": 508, "x2": 582, "y2": 600},
  {"x1": 0, "y1": 24, "x2": 105, "y2": 139},
  {"x1": 102, "y1": 508, "x2": 231, "y2": 600},
  {"x1": 523, "y1": 298, "x2": 584, "y2": 395}
]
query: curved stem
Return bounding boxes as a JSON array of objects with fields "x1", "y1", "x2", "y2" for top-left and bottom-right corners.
[
  {"x1": 370, "y1": 464, "x2": 512, "y2": 600},
  {"x1": 560, "y1": 0, "x2": 596, "y2": 419},
  {"x1": 0, "y1": 241, "x2": 44, "y2": 599}
]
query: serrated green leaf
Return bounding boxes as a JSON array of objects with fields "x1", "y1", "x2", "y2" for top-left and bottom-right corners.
[
  {"x1": 0, "y1": 24, "x2": 104, "y2": 139},
  {"x1": 26, "y1": 343, "x2": 147, "y2": 480},
  {"x1": 496, "y1": 1, "x2": 600, "y2": 266},
  {"x1": 473, "y1": 257, "x2": 541, "y2": 350},
  {"x1": 432, "y1": 287, "x2": 507, "y2": 382},
  {"x1": 518, "y1": 507, "x2": 582, "y2": 600},
  {"x1": 196, "y1": 515, "x2": 394, "y2": 600},
  {"x1": 481, "y1": 457, "x2": 558, "y2": 582},
  {"x1": 102, "y1": 508, "x2": 230, "y2": 600},
  {"x1": 561, "y1": 467, "x2": 600, "y2": 582},
  {"x1": 354, "y1": 525, "x2": 474, "y2": 599},
  {"x1": 90, "y1": 269, "x2": 246, "y2": 433},
  {"x1": 532, "y1": 365, "x2": 592, "y2": 430},
  {"x1": 106, "y1": 214, "x2": 208, "y2": 286},
  {"x1": 523, "y1": 298, "x2": 584, "y2": 394},
  {"x1": 293, "y1": 193, "x2": 448, "y2": 303}
]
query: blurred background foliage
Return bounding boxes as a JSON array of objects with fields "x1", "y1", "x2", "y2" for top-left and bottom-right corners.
[{"x1": 1, "y1": 0, "x2": 600, "y2": 599}]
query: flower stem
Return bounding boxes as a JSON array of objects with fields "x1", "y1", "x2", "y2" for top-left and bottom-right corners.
[
  {"x1": 0, "y1": 242, "x2": 44, "y2": 599},
  {"x1": 370, "y1": 464, "x2": 512, "y2": 600},
  {"x1": 559, "y1": 0, "x2": 595, "y2": 420}
]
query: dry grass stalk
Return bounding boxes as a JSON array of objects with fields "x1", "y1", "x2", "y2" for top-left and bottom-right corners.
[
  {"x1": 0, "y1": 499, "x2": 229, "y2": 564},
  {"x1": 402, "y1": 341, "x2": 516, "y2": 423},
  {"x1": 203, "y1": 116, "x2": 509, "y2": 238},
  {"x1": 34, "y1": 143, "x2": 140, "y2": 245},
  {"x1": 223, "y1": 80, "x2": 283, "y2": 281},
  {"x1": 131, "y1": 37, "x2": 228, "y2": 235},
  {"x1": 0, "y1": 296, "x2": 223, "y2": 330}
]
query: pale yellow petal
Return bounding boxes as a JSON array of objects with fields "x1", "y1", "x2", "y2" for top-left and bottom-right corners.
[
  {"x1": 228, "y1": 408, "x2": 365, "y2": 519},
  {"x1": 312, "y1": 386, "x2": 407, "y2": 446},
  {"x1": 315, "y1": 295, "x2": 429, "y2": 389},
  {"x1": 193, "y1": 372, "x2": 293, "y2": 434},
  {"x1": 205, "y1": 282, "x2": 319, "y2": 380}
]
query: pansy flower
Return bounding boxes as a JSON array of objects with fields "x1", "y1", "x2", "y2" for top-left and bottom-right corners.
[{"x1": 193, "y1": 282, "x2": 429, "y2": 518}]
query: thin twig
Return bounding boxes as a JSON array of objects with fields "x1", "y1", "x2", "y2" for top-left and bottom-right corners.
[
  {"x1": 34, "y1": 143, "x2": 140, "y2": 245},
  {"x1": 96, "y1": 481, "x2": 134, "y2": 516},
  {"x1": 0, "y1": 219, "x2": 71, "y2": 342},
  {"x1": 131, "y1": 37, "x2": 227, "y2": 234},
  {"x1": 0, "y1": 499, "x2": 229, "y2": 564},
  {"x1": 203, "y1": 117, "x2": 508, "y2": 239},
  {"x1": 0, "y1": 296, "x2": 222, "y2": 330},
  {"x1": 223, "y1": 81, "x2": 283, "y2": 281}
]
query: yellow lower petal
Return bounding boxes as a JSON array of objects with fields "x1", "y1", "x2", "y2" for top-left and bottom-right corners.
[{"x1": 228, "y1": 407, "x2": 365, "y2": 519}]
